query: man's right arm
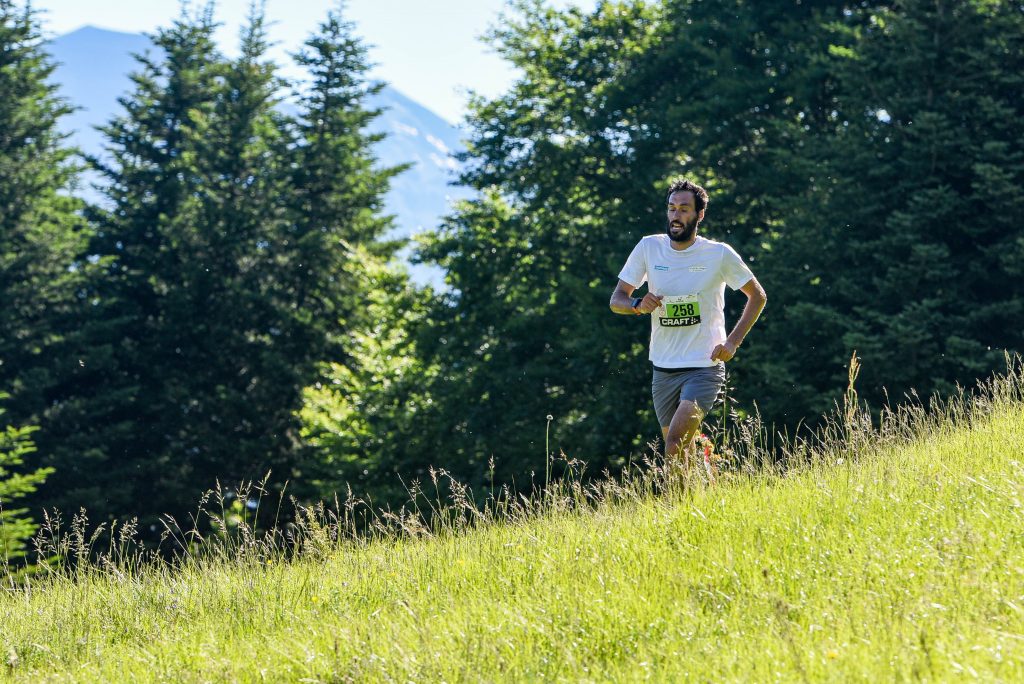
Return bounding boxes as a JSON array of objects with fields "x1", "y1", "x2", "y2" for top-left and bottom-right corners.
[{"x1": 610, "y1": 279, "x2": 663, "y2": 315}]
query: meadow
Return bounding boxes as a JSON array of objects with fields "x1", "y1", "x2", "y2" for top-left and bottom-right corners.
[{"x1": 3, "y1": 361, "x2": 1024, "y2": 682}]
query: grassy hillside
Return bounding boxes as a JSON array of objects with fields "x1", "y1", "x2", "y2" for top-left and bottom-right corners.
[{"x1": 3, "y1": 368, "x2": 1024, "y2": 682}]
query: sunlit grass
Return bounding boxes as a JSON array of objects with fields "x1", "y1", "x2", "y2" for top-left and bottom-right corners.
[{"x1": 3, "y1": 359, "x2": 1024, "y2": 681}]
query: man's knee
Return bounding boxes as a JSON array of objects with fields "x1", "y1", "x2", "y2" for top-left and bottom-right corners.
[
  {"x1": 667, "y1": 400, "x2": 701, "y2": 443},
  {"x1": 670, "y1": 399, "x2": 702, "y2": 430}
]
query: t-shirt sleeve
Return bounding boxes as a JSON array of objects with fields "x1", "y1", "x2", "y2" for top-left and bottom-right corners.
[
  {"x1": 617, "y1": 240, "x2": 648, "y2": 288},
  {"x1": 720, "y1": 244, "x2": 755, "y2": 290}
]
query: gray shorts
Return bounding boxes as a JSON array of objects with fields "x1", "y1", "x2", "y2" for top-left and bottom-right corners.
[{"x1": 651, "y1": 364, "x2": 727, "y2": 427}]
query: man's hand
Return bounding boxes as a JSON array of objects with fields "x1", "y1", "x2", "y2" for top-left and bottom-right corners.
[
  {"x1": 636, "y1": 293, "x2": 664, "y2": 314},
  {"x1": 610, "y1": 279, "x2": 665, "y2": 316},
  {"x1": 711, "y1": 277, "x2": 766, "y2": 361},
  {"x1": 710, "y1": 341, "x2": 737, "y2": 363}
]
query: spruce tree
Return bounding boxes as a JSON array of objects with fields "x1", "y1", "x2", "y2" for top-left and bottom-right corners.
[
  {"x1": 0, "y1": 0, "x2": 85, "y2": 427},
  {"x1": 38, "y1": 9, "x2": 227, "y2": 524},
  {"x1": 289, "y1": 9, "x2": 419, "y2": 501},
  {"x1": 41, "y1": 6, "x2": 411, "y2": 527},
  {"x1": 289, "y1": 7, "x2": 400, "y2": 308},
  {"x1": 156, "y1": 9, "x2": 300, "y2": 509}
]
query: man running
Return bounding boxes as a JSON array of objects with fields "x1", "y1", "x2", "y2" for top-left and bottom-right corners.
[{"x1": 610, "y1": 178, "x2": 767, "y2": 465}]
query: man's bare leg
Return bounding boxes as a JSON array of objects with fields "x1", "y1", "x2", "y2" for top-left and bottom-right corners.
[{"x1": 662, "y1": 399, "x2": 703, "y2": 472}]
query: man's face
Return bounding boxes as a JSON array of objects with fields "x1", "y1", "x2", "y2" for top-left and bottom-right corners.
[{"x1": 665, "y1": 191, "x2": 702, "y2": 243}]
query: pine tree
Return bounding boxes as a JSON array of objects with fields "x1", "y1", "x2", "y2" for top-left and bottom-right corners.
[
  {"x1": 289, "y1": 9, "x2": 420, "y2": 502},
  {"x1": 37, "y1": 9, "x2": 228, "y2": 524},
  {"x1": 41, "y1": 6, "x2": 412, "y2": 526},
  {"x1": 0, "y1": 0, "x2": 85, "y2": 427},
  {"x1": 154, "y1": 9, "x2": 301, "y2": 509},
  {"x1": 289, "y1": 7, "x2": 399, "y2": 298}
]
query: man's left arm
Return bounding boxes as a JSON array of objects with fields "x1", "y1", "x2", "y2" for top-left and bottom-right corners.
[{"x1": 710, "y1": 277, "x2": 767, "y2": 363}]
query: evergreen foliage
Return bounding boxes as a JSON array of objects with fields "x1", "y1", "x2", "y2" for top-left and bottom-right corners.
[
  {"x1": 0, "y1": 396, "x2": 52, "y2": 563},
  {"x1": 286, "y1": 9, "x2": 415, "y2": 502},
  {"x1": 410, "y1": 0, "x2": 853, "y2": 484},
  {"x1": 38, "y1": 9, "x2": 230, "y2": 525},
  {"x1": 414, "y1": 2, "x2": 668, "y2": 490},
  {"x1": 749, "y1": 0, "x2": 1024, "y2": 421},
  {"x1": 407, "y1": 0, "x2": 1022, "y2": 501},
  {"x1": 38, "y1": 7, "x2": 404, "y2": 529},
  {"x1": 299, "y1": 250, "x2": 433, "y2": 503},
  {"x1": 4, "y1": 0, "x2": 1021, "y2": 524},
  {"x1": 0, "y1": 0, "x2": 85, "y2": 427},
  {"x1": 0, "y1": 1, "x2": 82, "y2": 561}
]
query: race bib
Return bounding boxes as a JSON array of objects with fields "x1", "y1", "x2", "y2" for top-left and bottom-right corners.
[{"x1": 659, "y1": 294, "x2": 701, "y2": 327}]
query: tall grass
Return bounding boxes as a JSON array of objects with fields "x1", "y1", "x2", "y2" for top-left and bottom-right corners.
[{"x1": 2, "y1": 354, "x2": 1023, "y2": 681}]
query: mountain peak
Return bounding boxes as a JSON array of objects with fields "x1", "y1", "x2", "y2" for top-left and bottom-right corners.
[{"x1": 59, "y1": 24, "x2": 141, "y2": 38}]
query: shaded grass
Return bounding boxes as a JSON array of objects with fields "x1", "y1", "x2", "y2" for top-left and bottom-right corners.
[{"x1": 3, "y1": 360, "x2": 1024, "y2": 681}]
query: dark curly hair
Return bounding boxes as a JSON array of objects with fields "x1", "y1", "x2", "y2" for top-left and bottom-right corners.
[{"x1": 665, "y1": 178, "x2": 709, "y2": 213}]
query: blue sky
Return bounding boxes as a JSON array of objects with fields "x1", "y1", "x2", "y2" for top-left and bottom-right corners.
[{"x1": 32, "y1": 0, "x2": 596, "y2": 124}]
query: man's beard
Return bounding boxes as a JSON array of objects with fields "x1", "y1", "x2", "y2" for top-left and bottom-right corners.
[{"x1": 666, "y1": 216, "x2": 698, "y2": 243}]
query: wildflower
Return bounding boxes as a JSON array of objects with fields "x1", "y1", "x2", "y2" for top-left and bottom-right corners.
[
  {"x1": 695, "y1": 433, "x2": 718, "y2": 464},
  {"x1": 826, "y1": 650, "x2": 839, "y2": 660}
]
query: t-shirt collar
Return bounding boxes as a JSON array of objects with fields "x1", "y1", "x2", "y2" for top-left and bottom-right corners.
[{"x1": 667, "y1": 235, "x2": 704, "y2": 253}]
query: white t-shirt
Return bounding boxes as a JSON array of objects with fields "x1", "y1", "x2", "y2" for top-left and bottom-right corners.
[{"x1": 618, "y1": 234, "x2": 754, "y2": 368}]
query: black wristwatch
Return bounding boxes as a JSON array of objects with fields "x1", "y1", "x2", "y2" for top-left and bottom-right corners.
[{"x1": 630, "y1": 297, "x2": 643, "y2": 314}]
